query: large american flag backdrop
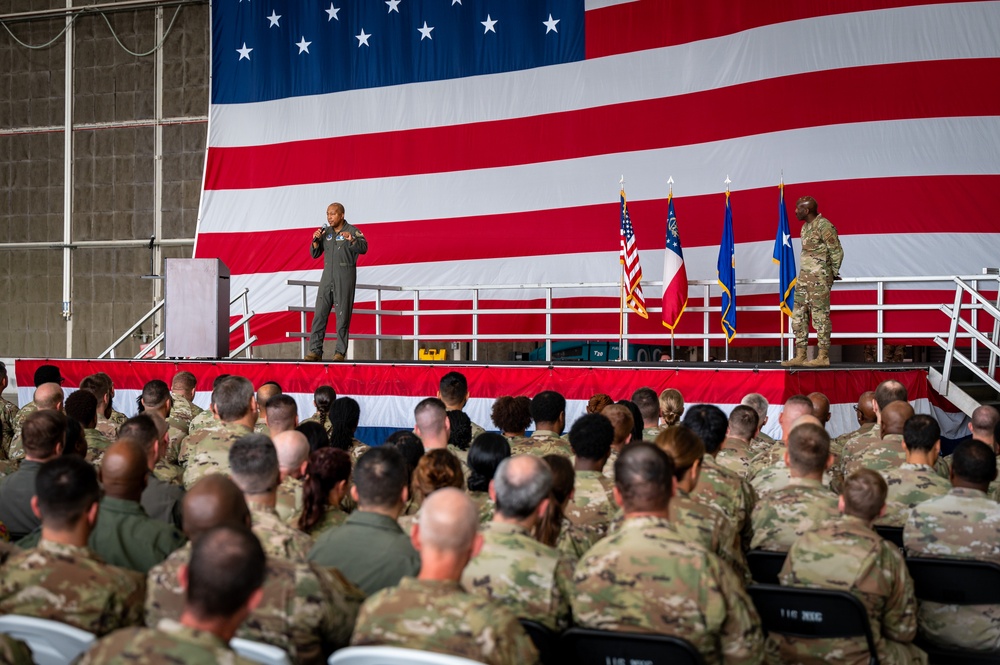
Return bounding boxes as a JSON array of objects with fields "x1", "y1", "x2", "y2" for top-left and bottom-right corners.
[{"x1": 195, "y1": 0, "x2": 1000, "y2": 348}]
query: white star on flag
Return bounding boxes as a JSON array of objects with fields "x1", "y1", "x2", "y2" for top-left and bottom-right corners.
[
  {"x1": 543, "y1": 14, "x2": 559, "y2": 33},
  {"x1": 481, "y1": 14, "x2": 498, "y2": 34},
  {"x1": 418, "y1": 21, "x2": 434, "y2": 40},
  {"x1": 356, "y1": 29, "x2": 371, "y2": 47},
  {"x1": 386, "y1": 0, "x2": 401, "y2": 14},
  {"x1": 267, "y1": 10, "x2": 281, "y2": 27},
  {"x1": 236, "y1": 42, "x2": 253, "y2": 60},
  {"x1": 296, "y1": 37, "x2": 311, "y2": 54},
  {"x1": 325, "y1": 3, "x2": 340, "y2": 21},
  {"x1": 783, "y1": 233, "x2": 791, "y2": 247},
  {"x1": 451, "y1": 0, "x2": 461, "y2": 5}
]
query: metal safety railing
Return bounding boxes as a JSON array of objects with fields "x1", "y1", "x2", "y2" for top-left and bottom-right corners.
[
  {"x1": 287, "y1": 273, "x2": 1000, "y2": 363},
  {"x1": 100, "y1": 287, "x2": 258, "y2": 359},
  {"x1": 934, "y1": 276, "x2": 1000, "y2": 396}
]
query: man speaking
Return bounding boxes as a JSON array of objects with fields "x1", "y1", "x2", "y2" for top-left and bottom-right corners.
[{"x1": 304, "y1": 203, "x2": 368, "y2": 362}]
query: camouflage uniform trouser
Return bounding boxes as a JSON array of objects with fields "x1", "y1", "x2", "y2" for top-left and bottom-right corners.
[{"x1": 791, "y1": 277, "x2": 832, "y2": 350}]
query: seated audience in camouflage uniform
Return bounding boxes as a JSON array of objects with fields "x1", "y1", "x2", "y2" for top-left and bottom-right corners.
[
  {"x1": 466, "y1": 432, "x2": 511, "y2": 523},
  {"x1": 254, "y1": 381, "x2": 282, "y2": 436},
  {"x1": 264, "y1": 393, "x2": 299, "y2": 437},
  {"x1": 559, "y1": 413, "x2": 616, "y2": 559},
  {"x1": 413, "y1": 397, "x2": 451, "y2": 452},
  {"x1": 438, "y1": 371, "x2": 486, "y2": 441},
  {"x1": 273, "y1": 429, "x2": 310, "y2": 522},
  {"x1": 877, "y1": 414, "x2": 950, "y2": 527},
  {"x1": 64, "y1": 389, "x2": 112, "y2": 466},
  {"x1": 181, "y1": 375, "x2": 258, "y2": 488},
  {"x1": 779, "y1": 469, "x2": 926, "y2": 665},
  {"x1": 572, "y1": 443, "x2": 765, "y2": 664},
  {"x1": 600, "y1": 403, "x2": 634, "y2": 479},
  {"x1": 740, "y1": 392, "x2": 776, "y2": 454},
  {"x1": 748, "y1": 394, "x2": 816, "y2": 498},
  {"x1": 905, "y1": 439, "x2": 1000, "y2": 653},
  {"x1": 229, "y1": 433, "x2": 313, "y2": 562},
  {"x1": 168, "y1": 370, "x2": 203, "y2": 423},
  {"x1": 750, "y1": 422, "x2": 839, "y2": 552},
  {"x1": 146, "y1": 474, "x2": 364, "y2": 664},
  {"x1": 186, "y1": 374, "x2": 232, "y2": 435},
  {"x1": 491, "y1": 395, "x2": 532, "y2": 445},
  {"x1": 659, "y1": 388, "x2": 685, "y2": 428},
  {"x1": 82, "y1": 524, "x2": 266, "y2": 664},
  {"x1": 715, "y1": 404, "x2": 758, "y2": 476},
  {"x1": 6, "y1": 380, "x2": 63, "y2": 462},
  {"x1": 511, "y1": 391, "x2": 571, "y2": 457},
  {"x1": 351, "y1": 487, "x2": 539, "y2": 664},
  {"x1": 631, "y1": 386, "x2": 663, "y2": 442},
  {"x1": 462, "y1": 455, "x2": 574, "y2": 631}
]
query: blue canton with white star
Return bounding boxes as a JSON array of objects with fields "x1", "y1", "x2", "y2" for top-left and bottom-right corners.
[{"x1": 213, "y1": 0, "x2": 585, "y2": 104}]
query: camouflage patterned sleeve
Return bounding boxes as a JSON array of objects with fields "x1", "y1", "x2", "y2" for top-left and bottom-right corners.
[
  {"x1": 877, "y1": 544, "x2": 919, "y2": 644},
  {"x1": 822, "y1": 221, "x2": 844, "y2": 276},
  {"x1": 552, "y1": 555, "x2": 575, "y2": 631},
  {"x1": 491, "y1": 606, "x2": 541, "y2": 665},
  {"x1": 119, "y1": 570, "x2": 149, "y2": 630},
  {"x1": 715, "y1": 557, "x2": 766, "y2": 664},
  {"x1": 314, "y1": 565, "x2": 366, "y2": 650}
]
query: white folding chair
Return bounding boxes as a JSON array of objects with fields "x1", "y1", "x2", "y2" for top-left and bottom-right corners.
[
  {"x1": 230, "y1": 637, "x2": 293, "y2": 665},
  {"x1": 0, "y1": 615, "x2": 96, "y2": 665},
  {"x1": 329, "y1": 646, "x2": 487, "y2": 665}
]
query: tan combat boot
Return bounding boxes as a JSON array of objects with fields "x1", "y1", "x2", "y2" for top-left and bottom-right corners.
[
  {"x1": 781, "y1": 347, "x2": 808, "y2": 367},
  {"x1": 804, "y1": 349, "x2": 830, "y2": 367}
]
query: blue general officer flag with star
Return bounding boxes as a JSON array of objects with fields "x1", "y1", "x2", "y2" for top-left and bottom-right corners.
[
  {"x1": 717, "y1": 191, "x2": 736, "y2": 342},
  {"x1": 212, "y1": 0, "x2": 585, "y2": 104},
  {"x1": 773, "y1": 182, "x2": 797, "y2": 317}
]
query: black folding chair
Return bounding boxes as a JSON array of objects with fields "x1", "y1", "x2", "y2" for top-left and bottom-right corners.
[
  {"x1": 746, "y1": 549, "x2": 787, "y2": 585},
  {"x1": 559, "y1": 627, "x2": 704, "y2": 665},
  {"x1": 905, "y1": 557, "x2": 1000, "y2": 665},
  {"x1": 873, "y1": 525, "x2": 904, "y2": 549},
  {"x1": 748, "y1": 584, "x2": 880, "y2": 665},
  {"x1": 518, "y1": 619, "x2": 558, "y2": 665}
]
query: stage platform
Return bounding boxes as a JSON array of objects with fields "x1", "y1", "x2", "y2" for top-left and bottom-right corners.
[{"x1": 13, "y1": 358, "x2": 966, "y2": 445}]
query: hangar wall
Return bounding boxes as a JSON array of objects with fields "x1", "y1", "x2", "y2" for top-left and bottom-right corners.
[{"x1": 0, "y1": 0, "x2": 207, "y2": 358}]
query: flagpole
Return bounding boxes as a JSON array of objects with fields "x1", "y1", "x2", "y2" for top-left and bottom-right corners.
[
  {"x1": 618, "y1": 175, "x2": 626, "y2": 362},
  {"x1": 779, "y1": 175, "x2": 785, "y2": 362},
  {"x1": 724, "y1": 175, "x2": 731, "y2": 363},
  {"x1": 667, "y1": 177, "x2": 675, "y2": 363}
]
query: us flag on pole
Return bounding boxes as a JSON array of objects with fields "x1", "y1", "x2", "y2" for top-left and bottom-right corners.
[{"x1": 620, "y1": 189, "x2": 648, "y2": 319}]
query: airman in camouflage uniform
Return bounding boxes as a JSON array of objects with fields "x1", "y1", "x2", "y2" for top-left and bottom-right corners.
[
  {"x1": 84, "y1": 425, "x2": 113, "y2": 466},
  {"x1": 904, "y1": 439, "x2": 1000, "y2": 653},
  {"x1": 169, "y1": 392, "x2": 203, "y2": 423},
  {"x1": 836, "y1": 401, "x2": 913, "y2": 492},
  {"x1": 250, "y1": 501, "x2": 314, "y2": 562},
  {"x1": 188, "y1": 408, "x2": 222, "y2": 434},
  {"x1": 468, "y1": 490, "x2": 495, "y2": 524},
  {"x1": 715, "y1": 435, "x2": 753, "y2": 477},
  {"x1": 751, "y1": 477, "x2": 840, "y2": 551},
  {"x1": 0, "y1": 538, "x2": 146, "y2": 635},
  {"x1": 461, "y1": 456, "x2": 574, "y2": 631},
  {"x1": 181, "y1": 422, "x2": 254, "y2": 488},
  {"x1": 275, "y1": 474, "x2": 304, "y2": 524},
  {"x1": 751, "y1": 423, "x2": 840, "y2": 551},
  {"x1": 351, "y1": 488, "x2": 539, "y2": 665},
  {"x1": 97, "y1": 411, "x2": 125, "y2": 440},
  {"x1": 782, "y1": 196, "x2": 844, "y2": 368},
  {"x1": 561, "y1": 469, "x2": 615, "y2": 554},
  {"x1": 510, "y1": 430, "x2": 573, "y2": 458},
  {"x1": 778, "y1": 470, "x2": 926, "y2": 665},
  {"x1": 463, "y1": 521, "x2": 574, "y2": 631},
  {"x1": 691, "y1": 455, "x2": 756, "y2": 549},
  {"x1": 10, "y1": 401, "x2": 37, "y2": 442},
  {"x1": 878, "y1": 464, "x2": 950, "y2": 527},
  {"x1": 78, "y1": 618, "x2": 259, "y2": 665},
  {"x1": 574, "y1": 443, "x2": 766, "y2": 664},
  {"x1": 352, "y1": 577, "x2": 538, "y2": 664},
  {"x1": 147, "y1": 543, "x2": 364, "y2": 664}
]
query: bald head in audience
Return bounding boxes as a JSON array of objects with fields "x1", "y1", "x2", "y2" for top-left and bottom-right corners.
[
  {"x1": 412, "y1": 487, "x2": 482, "y2": 580},
  {"x1": 182, "y1": 475, "x2": 252, "y2": 540},
  {"x1": 855, "y1": 391, "x2": 877, "y2": 425},
  {"x1": 779, "y1": 395, "x2": 815, "y2": 441},
  {"x1": 807, "y1": 392, "x2": 831, "y2": 427},
  {"x1": 273, "y1": 430, "x2": 310, "y2": 481},
  {"x1": 34, "y1": 382, "x2": 64, "y2": 411},
  {"x1": 969, "y1": 405, "x2": 999, "y2": 449},
  {"x1": 880, "y1": 402, "x2": 915, "y2": 437},
  {"x1": 99, "y1": 439, "x2": 149, "y2": 502}
]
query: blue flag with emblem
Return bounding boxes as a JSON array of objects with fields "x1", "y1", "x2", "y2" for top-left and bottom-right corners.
[
  {"x1": 773, "y1": 182, "x2": 797, "y2": 317},
  {"x1": 717, "y1": 190, "x2": 736, "y2": 342}
]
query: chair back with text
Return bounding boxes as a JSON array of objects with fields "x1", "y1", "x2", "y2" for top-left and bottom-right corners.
[
  {"x1": 559, "y1": 627, "x2": 704, "y2": 665},
  {"x1": 748, "y1": 584, "x2": 879, "y2": 665},
  {"x1": 0, "y1": 615, "x2": 96, "y2": 665},
  {"x1": 746, "y1": 549, "x2": 787, "y2": 585}
]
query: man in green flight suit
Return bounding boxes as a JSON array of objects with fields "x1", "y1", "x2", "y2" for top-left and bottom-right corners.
[
  {"x1": 305, "y1": 202, "x2": 368, "y2": 362},
  {"x1": 783, "y1": 196, "x2": 844, "y2": 368}
]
